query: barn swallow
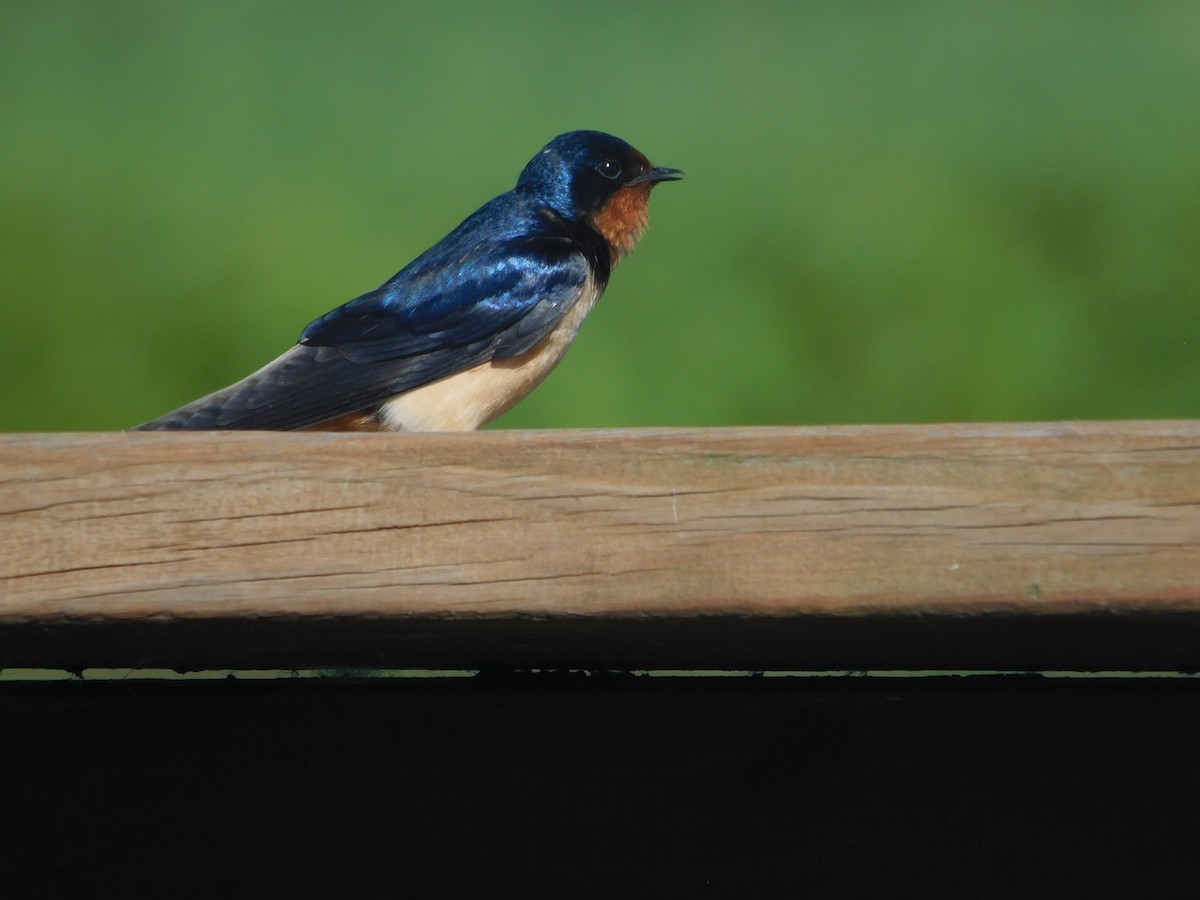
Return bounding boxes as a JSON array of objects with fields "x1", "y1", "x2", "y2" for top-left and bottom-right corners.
[{"x1": 134, "y1": 130, "x2": 682, "y2": 431}]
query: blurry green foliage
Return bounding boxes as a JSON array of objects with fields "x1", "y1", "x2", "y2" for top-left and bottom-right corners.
[{"x1": 2, "y1": 1, "x2": 1198, "y2": 430}]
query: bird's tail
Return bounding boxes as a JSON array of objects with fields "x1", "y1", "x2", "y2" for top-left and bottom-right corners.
[
  {"x1": 132, "y1": 347, "x2": 309, "y2": 430},
  {"x1": 131, "y1": 345, "x2": 387, "y2": 431},
  {"x1": 132, "y1": 381, "x2": 267, "y2": 430}
]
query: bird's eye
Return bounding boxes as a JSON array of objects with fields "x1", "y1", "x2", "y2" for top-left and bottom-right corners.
[{"x1": 596, "y1": 159, "x2": 622, "y2": 180}]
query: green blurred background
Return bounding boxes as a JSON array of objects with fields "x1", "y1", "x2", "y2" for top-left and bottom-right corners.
[{"x1": 3, "y1": 1, "x2": 1198, "y2": 431}]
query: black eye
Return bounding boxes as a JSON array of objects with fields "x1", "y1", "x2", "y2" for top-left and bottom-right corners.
[{"x1": 596, "y1": 159, "x2": 622, "y2": 180}]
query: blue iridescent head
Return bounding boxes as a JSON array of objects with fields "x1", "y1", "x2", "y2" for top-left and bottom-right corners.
[{"x1": 516, "y1": 130, "x2": 683, "y2": 221}]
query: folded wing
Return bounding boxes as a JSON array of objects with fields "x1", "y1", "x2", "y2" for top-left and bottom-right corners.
[{"x1": 134, "y1": 231, "x2": 594, "y2": 431}]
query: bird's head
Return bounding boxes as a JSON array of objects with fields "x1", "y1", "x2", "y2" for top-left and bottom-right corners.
[{"x1": 517, "y1": 130, "x2": 683, "y2": 263}]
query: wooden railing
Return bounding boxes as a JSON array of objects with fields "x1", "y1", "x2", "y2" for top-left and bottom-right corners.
[{"x1": 2, "y1": 421, "x2": 1198, "y2": 671}]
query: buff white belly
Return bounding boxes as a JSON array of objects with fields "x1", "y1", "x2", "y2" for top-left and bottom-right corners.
[{"x1": 377, "y1": 278, "x2": 602, "y2": 431}]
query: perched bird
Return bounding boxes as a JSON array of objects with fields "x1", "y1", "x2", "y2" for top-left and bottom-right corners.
[{"x1": 134, "y1": 130, "x2": 682, "y2": 432}]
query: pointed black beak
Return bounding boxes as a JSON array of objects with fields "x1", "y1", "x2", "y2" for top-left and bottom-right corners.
[{"x1": 630, "y1": 166, "x2": 684, "y2": 186}]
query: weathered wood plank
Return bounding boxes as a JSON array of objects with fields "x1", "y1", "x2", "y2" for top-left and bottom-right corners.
[{"x1": 1, "y1": 423, "x2": 1198, "y2": 669}]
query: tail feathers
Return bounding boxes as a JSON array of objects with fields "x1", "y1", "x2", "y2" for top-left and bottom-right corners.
[
  {"x1": 131, "y1": 346, "x2": 363, "y2": 431},
  {"x1": 133, "y1": 377, "x2": 290, "y2": 430},
  {"x1": 133, "y1": 389, "x2": 265, "y2": 430}
]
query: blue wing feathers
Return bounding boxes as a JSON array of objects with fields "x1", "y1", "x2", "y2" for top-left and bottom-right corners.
[{"x1": 135, "y1": 192, "x2": 606, "y2": 430}]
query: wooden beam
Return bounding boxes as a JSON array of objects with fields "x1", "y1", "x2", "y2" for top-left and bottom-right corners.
[{"x1": 2, "y1": 422, "x2": 1198, "y2": 670}]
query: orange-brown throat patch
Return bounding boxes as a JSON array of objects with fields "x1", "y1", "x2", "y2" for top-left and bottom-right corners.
[{"x1": 587, "y1": 182, "x2": 653, "y2": 265}]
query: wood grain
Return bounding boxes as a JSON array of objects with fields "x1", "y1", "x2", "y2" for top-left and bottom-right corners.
[{"x1": 1, "y1": 423, "x2": 1198, "y2": 669}]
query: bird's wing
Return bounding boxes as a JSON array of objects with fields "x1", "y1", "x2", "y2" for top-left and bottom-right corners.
[{"x1": 134, "y1": 232, "x2": 594, "y2": 430}]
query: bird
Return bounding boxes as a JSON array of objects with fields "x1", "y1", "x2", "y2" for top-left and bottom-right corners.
[{"x1": 134, "y1": 130, "x2": 682, "y2": 432}]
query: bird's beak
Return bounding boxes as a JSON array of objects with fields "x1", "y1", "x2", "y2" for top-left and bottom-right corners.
[{"x1": 631, "y1": 166, "x2": 684, "y2": 186}]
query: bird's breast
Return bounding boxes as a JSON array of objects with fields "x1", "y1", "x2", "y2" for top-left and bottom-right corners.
[{"x1": 376, "y1": 273, "x2": 603, "y2": 431}]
